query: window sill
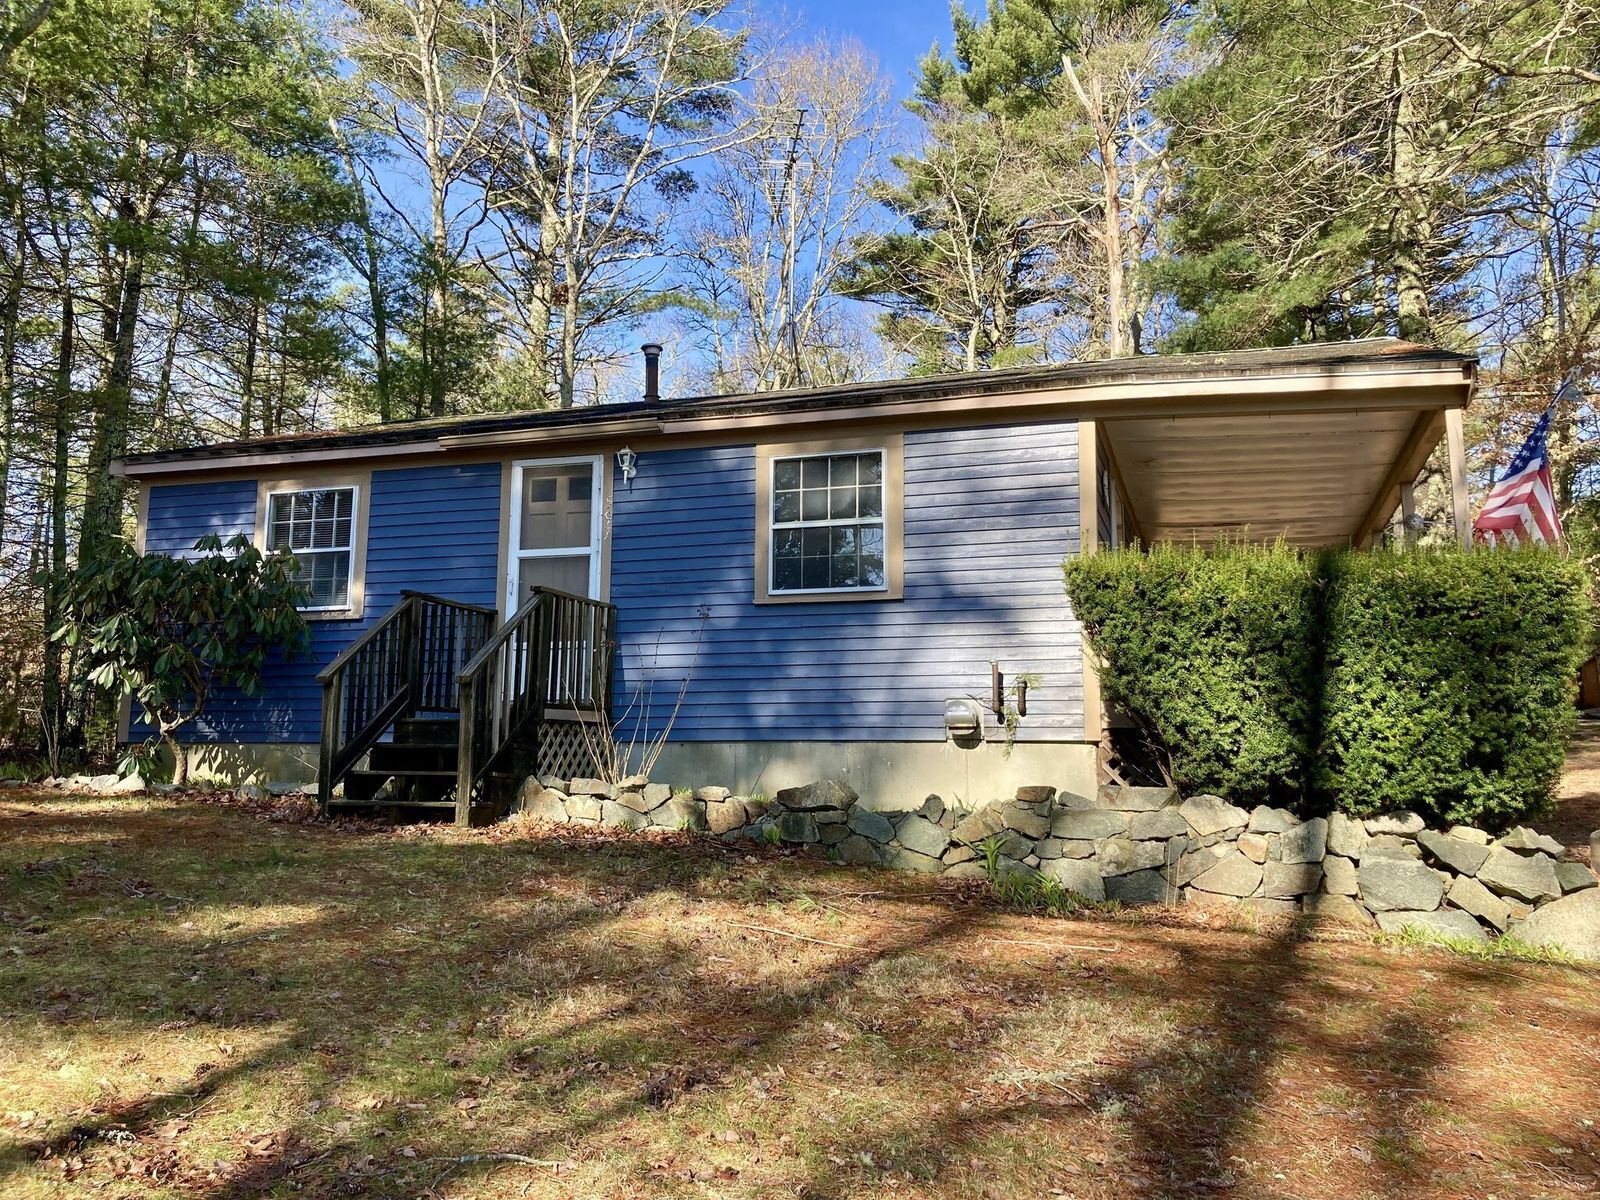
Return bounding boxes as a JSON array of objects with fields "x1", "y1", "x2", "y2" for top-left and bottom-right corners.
[
  {"x1": 300, "y1": 607, "x2": 364, "y2": 622},
  {"x1": 752, "y1": 588, "x2": 903, "y2": 605}
]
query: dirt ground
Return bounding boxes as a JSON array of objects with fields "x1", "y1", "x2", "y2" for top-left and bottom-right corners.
[
  {"x1": 1, "y1": 786, "x2": 1598, "y2": 1200},
  {"x1": 1548, "y1": 719, "x2": 1600, "y2": 864}
]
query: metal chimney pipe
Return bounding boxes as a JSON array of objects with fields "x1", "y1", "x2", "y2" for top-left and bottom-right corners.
[{"x1": 641, "y1": 342, "x2": 662, "y2": 402}]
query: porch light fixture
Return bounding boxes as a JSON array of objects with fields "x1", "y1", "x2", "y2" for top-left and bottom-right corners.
[{"x1": 616, "y1": 446, "x2": 638, "y2": 481}]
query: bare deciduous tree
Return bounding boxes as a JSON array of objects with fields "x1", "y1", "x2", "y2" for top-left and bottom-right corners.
[
  {"x1": 478, "y1": 0, "x2": 756, "y2": 407},
  {"x1": 1046, "y1": 6, "x2": 1180, "y2": 356},
  {"x1": 346, "y1": 0, "x2": 502, "y2": 416},
  {"x1": 674, "y1": 37, "x2": 893, "y2": 391}
]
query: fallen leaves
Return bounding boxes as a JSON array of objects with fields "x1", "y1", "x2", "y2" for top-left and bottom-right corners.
[
  {"x1": 641, "y1": 1063, "x2": 717, "y2": 1107},
  {"x1": 647, "y1": 1157, "x2": 740, "y2": 1184},
  {"x1": 7, "y1": 790, "x2": 1600, "y2": 1200}
]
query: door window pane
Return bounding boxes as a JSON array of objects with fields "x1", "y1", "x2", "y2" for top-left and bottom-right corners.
[{"x1": 521, "y1": 464, "x2": 594, "y2": 550}]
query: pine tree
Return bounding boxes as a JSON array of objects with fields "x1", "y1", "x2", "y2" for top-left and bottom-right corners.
[
  {"x1": 1153, "y1": 0, "x2": 1600, "y2": 351},
  {"x1": 844, "y1": 0, "x2": 1180, "y2": 368},
  {"x1": 841, "y1": 50, "x2": 1066, "y2": 372}
]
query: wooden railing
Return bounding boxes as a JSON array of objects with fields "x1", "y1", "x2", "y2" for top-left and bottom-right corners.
[
  {"x1": 454, "y1": 587, "x2": 616, "y2": 825},
  {"x1": 316, "y1": 591, "x2": 497, "y2": 807}
]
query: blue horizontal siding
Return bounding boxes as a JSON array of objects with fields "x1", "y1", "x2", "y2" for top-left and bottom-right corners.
[
  {"x1": 136, "y1": 421, "x2": 1085, "y2": 752},
  {"x1": 143, "y1": 480, "x2": 256, "y2": 553},
  {"x1": 612, "y1": 420, "x2": 1083, "y2": 743},
  {"x1": 364, "y1": 464, "x2": 501, "y2": 613},
  {"x1": 133, "y1": 463, "x2": 501, "y2": 745}
]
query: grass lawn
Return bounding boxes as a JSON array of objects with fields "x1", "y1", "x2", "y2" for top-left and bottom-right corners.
[{"x1": 2, "y1": 791, "x2": 1599, "y2": 1200}]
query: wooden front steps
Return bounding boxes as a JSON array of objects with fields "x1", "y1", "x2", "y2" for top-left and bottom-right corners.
[
  {"x1": 331, "y1": 716, "x2": 512, "y2": 819},
  {"x1": 317, "y1": 588, "x2": 615, "y2": 826}
]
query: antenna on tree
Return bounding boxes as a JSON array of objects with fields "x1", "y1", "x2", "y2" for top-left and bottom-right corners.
[{"x1": 772, "y1": 109, "x2": 807, "y2": 387}]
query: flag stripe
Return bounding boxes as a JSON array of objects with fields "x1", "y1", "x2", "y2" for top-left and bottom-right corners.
[{"x1": 1471, "y1": 400, "x2": 1563, "y2": 547}]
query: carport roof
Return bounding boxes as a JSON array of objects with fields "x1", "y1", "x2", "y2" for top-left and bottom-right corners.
[{"x1": 1098, "y1": 402, "x2": 1462, "y2": 549}]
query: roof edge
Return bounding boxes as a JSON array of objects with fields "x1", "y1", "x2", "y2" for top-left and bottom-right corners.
[{"x1": 113, "y1": 341, "x2": 1477, "y2": 477}]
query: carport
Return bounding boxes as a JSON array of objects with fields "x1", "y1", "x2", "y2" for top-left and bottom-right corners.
[{"x1": 1077, "y1": 340, "x2": 1476, "y2": 551}]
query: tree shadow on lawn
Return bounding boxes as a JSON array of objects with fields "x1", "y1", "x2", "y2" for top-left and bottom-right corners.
[
  {"x1": 7, "y1": 891, "x2": 990, "y2": 1196},
  {"x1": 225, "y1": 920, "x2": 1594, "y2": 1197},
  {"x1": 771, "y1": 914, "x2": 1599, "y2": 1200},
  {"x1": 4, "y1": 800, "x2": 1597, "y2": 1199},
  {"x1": 772, "y1": 919, "x2": 1344, "y2": 1199},
  {"x1": 2, "y1": 799, "x2": 1001, "y2": 1195}
]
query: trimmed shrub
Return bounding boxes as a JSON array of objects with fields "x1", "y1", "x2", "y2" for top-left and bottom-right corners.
[
  {"x1": 1063, "y1": 541, "x2": 1322, "y2": 806},
  {"x1": 1065, "y1": 542, "x2": 1591, "y2": 829},
  {"x1": 1315, "y1": 546, "x2": 1590, "y2": 827}
]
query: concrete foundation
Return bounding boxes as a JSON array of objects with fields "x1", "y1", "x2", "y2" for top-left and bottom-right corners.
[
  {"x1": 156, "y1": 738, "x2": 1098, "y2": 808},
  {"x1": 158, "y1": 742, "x2": 320, "y2": 787},
  {"x1": 642, "y1": 739, "x2": 1098, "y2": 812}
]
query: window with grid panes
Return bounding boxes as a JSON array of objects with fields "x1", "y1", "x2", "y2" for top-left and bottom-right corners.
[
  {"x1": 266, "y1": 487, "x2": 356, "y2": 609},
  {"x1": 769, "y1": 450, "x2": 887, "y2": 593}
]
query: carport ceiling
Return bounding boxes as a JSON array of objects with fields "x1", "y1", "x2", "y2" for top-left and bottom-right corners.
[{"x1": 1101, "y1": 407, "x2": 1443, "y2": 548}]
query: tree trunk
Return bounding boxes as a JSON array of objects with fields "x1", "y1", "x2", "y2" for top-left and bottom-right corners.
[
  {"x1": 0, "y1": 209, "x2": 23, "y2": 545},
  {"x1": 559, "y1": 280, "x2": 580, "y2": 408},
  {"x1": 422, "y1": 0, "x2": 451, "y2": 420},
  {"x1": 331, "y1": 129, "x2": 393, "y2": 422},
  {"x1": 239, "y1": 291, "x2": 260, "y2": 437},
  {"x1": 154, "y1": 178, "x2": 206, "y2": 437},
  {"x1": 83, "y1": 2, "x2": 160, "y2": 562},
  {"x1": 81, "y1": 206, "x2": 147, "y2": 561},
  {"x1": 1063, "y1": 54, "x2": 1130, "y2": 359},
  {"x1": 370, "y1": 269, "x2": 393, "y2": 423},
  {"x1": 1389, "y1": 46, "x2": 1433, "y2": 343},
  {"x1": 527, "y1": 200, "x2": 559, "y2": 402},
  {"x1": 41, "y1": 287, "x2": 74, "y2": 761},
  {"x1": 1101, "y1": 144, "x2": 1127, "y2": 357},
  {"x1": 414, "y1": 301, "x2": 430, "y2": 419},
  {"x1": 270, "y1": 309, "x2": 287, "y2": 436},
  {"x1": 0, "y1": 0, "x2": 56, "y2": 65},
  {"x1": 426, "y1": 256, "x2": 449, "y2": 416},
  {"x1": 162, "y1": 727, "x2": 188, "y2": 786}
]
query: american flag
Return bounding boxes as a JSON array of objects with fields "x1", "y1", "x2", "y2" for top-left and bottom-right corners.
[{"x1": 1471, "y1": 378, "x2": 1580, "y2": 546}]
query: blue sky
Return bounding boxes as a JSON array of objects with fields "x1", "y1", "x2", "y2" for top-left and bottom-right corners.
[{"x1": 788, "y1": 0, "x2": 971, "y2": 95}]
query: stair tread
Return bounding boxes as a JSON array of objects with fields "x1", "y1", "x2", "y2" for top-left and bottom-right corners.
[
  {"x1": 349, "y1": 767, "x2": 460, "y2": 779},
  {"x1": 328, "y1": 798, "x2": 463, "y2": 809}
]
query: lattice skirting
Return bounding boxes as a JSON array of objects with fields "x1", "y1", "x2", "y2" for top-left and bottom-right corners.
[{"x1": 537, "y1": 719, "x2": 599, "y2": 782}]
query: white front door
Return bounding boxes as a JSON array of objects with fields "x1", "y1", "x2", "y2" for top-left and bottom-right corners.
[{"x1": 505, "y1": 456, "x2": 604, "y2": 619}]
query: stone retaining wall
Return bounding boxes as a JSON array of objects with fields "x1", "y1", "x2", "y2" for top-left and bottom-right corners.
[{"x1": 516, "y1": 775, "x2": 1600, "y2": 961}]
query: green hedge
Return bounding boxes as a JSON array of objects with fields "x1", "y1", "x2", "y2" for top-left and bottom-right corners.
[
  {"x1": 1064, "y1": 543, "x2": 1590, "y2": 828},
  {"x1": 1063, "y1": 541, "x2": 1321, "y2": 807},
  {"x1": 1315, "y1": 549, "x2": 1590, "y2": 827}
]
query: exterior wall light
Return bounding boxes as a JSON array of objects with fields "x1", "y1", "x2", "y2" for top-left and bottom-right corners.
[
  {"x1": 943, "y1": 697, "x2": 984, "y2": 742},
  {"x1": 616, "y1": 446, "x2": 638, "y2": 481}
]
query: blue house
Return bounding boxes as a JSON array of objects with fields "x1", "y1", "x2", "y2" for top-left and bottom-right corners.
[{"x1": 113, "y1": 340, "x2": 1477, "y2": 820}]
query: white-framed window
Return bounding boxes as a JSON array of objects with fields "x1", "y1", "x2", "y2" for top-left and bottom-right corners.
[
  {"x1": 769, "y1": 449, "x2": 888, "y2": 594},
  {"x1": 505, "y1": 455, "x2": 604, "y2": 617},
  {"x1": 266, "y1": 485, "x2": 358, "y2": 611}
]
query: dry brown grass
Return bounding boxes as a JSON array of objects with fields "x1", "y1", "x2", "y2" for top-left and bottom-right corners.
[{"x1": 2, "y1": 791, "x2": 1599, "y2": 1200}]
